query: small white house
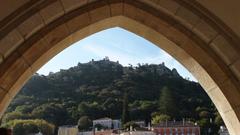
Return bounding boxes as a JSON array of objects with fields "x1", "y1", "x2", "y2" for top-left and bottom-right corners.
[
  {"x1": 78, "y1": 131, "x2": 92, "y2": 135},
  {"x1": 93, "y1": 118, "x2": 121, "y2": 129},
  {"x1": 120, "y1": 131, "x2": 156, "y2": 135}
]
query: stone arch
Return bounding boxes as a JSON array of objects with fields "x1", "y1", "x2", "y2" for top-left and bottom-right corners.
[{"x1": 0, "y1": 0, "x2": 239, "y2": 134}]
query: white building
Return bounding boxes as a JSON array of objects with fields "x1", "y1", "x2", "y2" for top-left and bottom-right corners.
[
  {"x1": 120, "y1": 131, "x2": 156, "y2": 135},
  {"x1": 58, "y1": 125, "x2": 78, "y2": 135},
  {"x1": 78, "y1": 131, "x2": 92, "y2": 135},
  {"x1": 93, "y1": 118, "x2": 121, "y2": 129},
  {"x1": 78, "y1": 130, "x2": 117, "y2": 135},
  {"x1": 133, "y1": 121, "x2": 145, "y2": 127}
]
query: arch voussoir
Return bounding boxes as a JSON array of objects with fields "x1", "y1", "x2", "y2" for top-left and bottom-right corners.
[{"x1": 0, "y1": 0, "x2": 239, "y2": 134}]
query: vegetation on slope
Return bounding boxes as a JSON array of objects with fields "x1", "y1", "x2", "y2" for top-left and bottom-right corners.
[{"x1": 0, "y1": 58, "x2": 223, "y2": 134}]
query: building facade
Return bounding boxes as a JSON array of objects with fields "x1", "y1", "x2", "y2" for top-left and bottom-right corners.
[
  {"x1": 58, "y1": 125, "x2": 78, "y2": 135},
  {"x1": 78, "y1": 130, "x2": 118, "y2": 135},
  {"x1": 152, "y1": 121, "x2": 200, "y2": 135},
  {"x1": 78, "y1": 131, "x2": 92, "y2": 135},
  {"x1": 121, "y1": 131, "x2": 156, "y2": 135},
  {"x1": 93, "y1": 118, "x2": 121, "y2": 129}
]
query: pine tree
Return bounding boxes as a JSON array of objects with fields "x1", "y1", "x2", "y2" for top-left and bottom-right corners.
[
  {"x1": 122, "y1": 91, "x2": 130, "y2": 126},
  {"x1": 158, "y1": 86, "x2": 178, "y2": 117}
]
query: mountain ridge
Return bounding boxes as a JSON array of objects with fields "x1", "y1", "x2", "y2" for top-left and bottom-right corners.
[{"x1": 2, "y1": 58, "x2": 221, "y2": 134}]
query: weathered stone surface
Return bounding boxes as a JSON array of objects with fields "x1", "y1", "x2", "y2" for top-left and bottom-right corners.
[
  {"x1": 0, "y1": 55, "x2": 3, "y2": 64},
  {"x1": 0, "y1": 0, "x2": 28, "y2": 21},
  {"x1": 163, "y1": 25, "x2": 190, "y2": 47},
  {"x1": 60, "y1": 0, "x2": 87, "y2": 12},
  {"x1": 207, "y1": 86, "x2": 232, "y2": 113},
  {"x1": 71, "y1": 16, "x2": 120, "y2": 43},
  {"x1": 193, "y1": 19, "x2": 219, "y2": 43},
  {"x1": 17, "y1": 13, "x2": 44, "y2": 39},
  {"x1": 0, "y1": 93, "x2": 12, "y2": 117},
  {"x1": 88, "y1": 0, "x2": 98, "y2": 3},
  {"x1": 124, "y1": 4, "x2": 146, "y2": 24},
  {"x1": 40, "y1": 1, "x2": 65, "y2": 24},
  {"x1": 230, "y1": 59, "x2": 240, "y2": 81},
  {"x1": 207, "y1": 82, "x2": 240, "y2": 135},
  {"x1": 66, "y1": 12, "x2": 90, "y2": 33},
  {"x1": 0, "y1": 87, "x2": 7, "y2": 102},
  {"x1": 175, "y1": 6, "x2": 201, "y2": 29},
  {"x1": 233, "y1": 106, "x2": 240, "y2": 122},
  {"x1": 165, "y1": 41, "x2": 218, "y2": 91},
  {"x1": 0, "y1": 30, "x2": 23, "y2": 58},
  {"x1": 158, "y1": 0, "x2": 180, "y2": 14},
  {"x1": 210, "y1": 35, "x2": 239, "y2": 65},
  {"x1": 89, "y1": 6, "x2": 111, "y2": 23},
  {"x1": 0, "y1": 1, "x2": 239, "y2": 134},
  {"x1": 186, "y1": 59, "x2": 218, "y2": 91},
  {"x1": 110, "y1": 2, "x2": 123, "y2": 16},
  {"x1": 139, "y1": 0, "x2": 159, "y2": 9},
  {"x1": 44, "y1": 24, "x2": 70, "y2": 45},
  {"x1": 123, "y1": 3, "x2": 171, "y2": 36},
  {"x1": 184, "y1": 37, "x2": 229, "y2": 85},
  {"x1": 0, "y1": 53, "x2": 29, "y2": 90},
  {"x1": 20, "y1": 39, "x2": 49, "y2": 66},
  {"x1": 221, "y1": 80, "x2": 240, "y2": 108},
  {"x1": 223, "y1": 109, "x2": 240, "y2": 135},
  {"x1": 7, "y1": 67, "x2": 32, "y2": 99}
]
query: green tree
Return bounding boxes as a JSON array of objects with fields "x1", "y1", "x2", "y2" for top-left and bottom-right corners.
[
  {"x1": 15, "y1": 105, "x2": 33, "y2": 114},
  {"x1": 31, "y1": 103, "x2": 68, "y2": 126},
  {"x1": 2, "y1": 112, "x2": 28, "y2": 124},
  {"x1": 199, "y1": 110, "x2": 210, "y2": 118},
  {"x1": 78, "y1": 102, "x2": 101, "y2": 119},
  {"x1": 78, "y1": 116, "x2": 92, "y2": 131},
  {"x1": 38, "y1": 120, "x2": 55, "y2": 135},
  {"x1": 214, "y1": 113, "x2": 223, "y2": 126},
  {"x1": 3, "y1": 119, "x2": 54, "y2": 135},
  {"x1": 197, "y1": 118, "x2": 211, "y2": 135},
  {"x1": 122, "y1": 91, "x2": 130, "y2": 125},
  {"x1": 151, "y1": 114, "x2": 171, "y2": 124},
  {"x1": 158, "y1": 87, "x2": 178, "y2": 117}
]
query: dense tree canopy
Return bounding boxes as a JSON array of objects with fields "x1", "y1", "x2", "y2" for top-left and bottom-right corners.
[
  {"x1": 2, "y1": 119, "x2": 54, "y2": 135},
  {"x1": 158, "y1": 87, "x2": 178, "y2": 117},
  {"x1": 1, "y1": 58, "x2": 221, "y2": 134},
  {"x1": 122, "y1": 91, "x2": 130, "y2": 125},
  {"x1": 31, "y1": 103, "x2": 68, "y2": 126},
  {"x1": 152, "y1": 114, "x2": 171, "y2": 124},
  {"x1": 78, "y1": 116, "x2": 92, "y2": 131}
]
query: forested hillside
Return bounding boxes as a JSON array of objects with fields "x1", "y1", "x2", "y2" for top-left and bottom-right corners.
[{"x1": 1, "y1": 58, "x2": 223, "y2": 134}]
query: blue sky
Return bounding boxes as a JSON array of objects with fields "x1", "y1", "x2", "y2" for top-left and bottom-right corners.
[{"x1": 37, "y1": 27, "x2": 197, "y2": 81}]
